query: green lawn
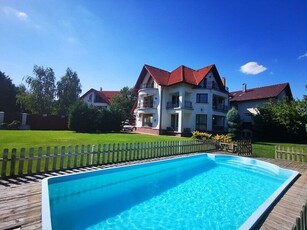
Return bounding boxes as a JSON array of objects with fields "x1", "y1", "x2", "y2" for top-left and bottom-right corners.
[
  {"x1": 0, "y1": 130, "x2": 306, "y2": 159},
  {"x1": 0, "y1": 130, "x2": 188, "y2": 154},
  {"x1": 253, "y1": 142, "x2": 307, "y2": 158}
]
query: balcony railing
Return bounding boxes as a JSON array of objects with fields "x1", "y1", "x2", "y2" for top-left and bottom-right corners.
[
  {"x1": 184, "y1": 101, "x2": 193, "y2": 109},
  {"x1": 166, "y1": 102, "x2": 179, "y2": 109},
  {"x1": 212, "y1": 104, "x2": 228, "y2": 111},
  {"x1": 138, "y1": 102, "x2": 154, "y2": 108},
  {"x1": 166, "y1": 101, "x2": 193, "y2": 110}
]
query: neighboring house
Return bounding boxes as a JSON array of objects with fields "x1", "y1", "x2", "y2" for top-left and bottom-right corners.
[
  {"x1": 229, "y1": 82, "x2": 293, "y2": 128},
  {"x1": 80, "y1": 88, "x2": 119, "y2": 109},
  {"x1": 133, "y1": 64, "x2": 229, "y2": 136}
]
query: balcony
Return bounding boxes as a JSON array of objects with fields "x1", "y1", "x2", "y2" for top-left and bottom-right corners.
[
  {"x1": 166, "y1": 101, "x2": 193, "y2": 110},
  {"x1": 212, "y1": 104, "x2": 228, "y2": 112},
  {"x1": 138, "y1": 101, "x2": 154, "y2": 109},
  {"x1": 166, "y1": 102, "x2": 179, "y2": 109},
  {"x1": 138, "y1": 87, "x2": 158, "y2": 97}
]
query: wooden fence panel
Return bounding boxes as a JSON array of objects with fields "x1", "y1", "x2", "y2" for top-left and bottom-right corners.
[
  {"x1": 0, "y1": 140, "x2": 219, "y2": 179},
  {"x1": 293, "y1": 204, "x2": 307, "y2": 230},
  {"x1": 275, "y1": 146, "x2": 307, "y2": 162},
  {"x1": 237, "y1": 139, "x2": 252, "y2": 156},
  {"x1": 19, "y1": 148, "x2": 26, "y2": 175}
]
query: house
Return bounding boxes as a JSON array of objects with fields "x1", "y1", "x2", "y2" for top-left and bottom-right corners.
[
  {"x1": 229, "y1": 82, "x2": 293, "y2": 128},
  {"x1": 80, "y1": 88, "x2": 119, "y2": 109},
  {"x1": 133, "y1": 64, "x2": 229, "y2": 136}
]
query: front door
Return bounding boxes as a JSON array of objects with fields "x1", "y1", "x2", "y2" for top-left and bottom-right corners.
[{"x1": 171, "y1": 114, "x2": 178, "y2": 131}]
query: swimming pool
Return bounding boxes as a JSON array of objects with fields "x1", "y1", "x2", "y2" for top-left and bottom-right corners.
[{"x1": 42, "y1": 154, "x2": 299, "y2": 230}]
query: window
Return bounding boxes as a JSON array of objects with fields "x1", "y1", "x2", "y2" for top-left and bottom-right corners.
[
  {"x1": 171, "y1": 114, "x2": 179, "y2": 131},
  {"x1": 196, "y1": 93, "x2": 208, "y2": 103},
  {"x1": 172, "y1": 95, "x2": 179, "y2": 107},
  {"x1": 195, "y1": 114, "x2": 207, "y2": 131},
  {"x1": 142, "y1": 114, "x2": 153, "y2": 127},
  {"x1": 143, "y1": 96, "x2": 154, "y2": 108}
]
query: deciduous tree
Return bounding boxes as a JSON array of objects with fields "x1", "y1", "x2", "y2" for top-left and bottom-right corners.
[
  {"x1": 0, "y1": 71, "x2": 18, "y2": 112},
  {"x1": 56, "y1": 68, "x2": 82, "y2": 115},
  {"x1": 18, "y1": 65, "x2": 56, "y2": 114},
  {"x1": 253, "y1": 100, "x2": 307, "y2": 142},
  {"x1": 111, "y1": 86, "x2": 136, "y2": 121}
]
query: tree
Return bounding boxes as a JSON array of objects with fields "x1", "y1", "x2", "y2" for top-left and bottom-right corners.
[
  {"x1": 17, "y1": 65, "x2": 56, "y2": 114},
  {"x1": 0, "y1": 71, "x2": 18, "y2": 112},
  {"x1": 226, "y1": 107, "x2": 241, "y2": 140},
  {"x1": 68, "y1": 101, "x2": 122, "y2": 133},
  {"x1": 111, "y1": 87, "x2": 136, "y2": 121},
  {"x1": 56, "y1": 68, "x2": 82, "y2": 115},
  {"x1": 304, "y1": 84, "x2": 307, "y2": 101},
  {"x1": 16, "y1": 84, "x2": 32, "y2": 113},
  {"x1": 253, "y1": 100, "x2": 307, "y2": 142}
]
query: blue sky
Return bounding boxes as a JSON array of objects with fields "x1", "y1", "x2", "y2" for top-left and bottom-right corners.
[{"x1": 0, "y1": 0, "x2": 306, "y2": 99}]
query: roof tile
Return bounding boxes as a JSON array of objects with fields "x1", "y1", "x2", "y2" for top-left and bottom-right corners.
[{"x1": 229, "y1": 83, "x2": 291, "y2": 102}]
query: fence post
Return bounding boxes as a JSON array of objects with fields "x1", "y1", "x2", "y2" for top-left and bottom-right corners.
[
  {"x1": 10, "y1": 148, "x2": 17, "y2": 177},
  {"x1": 91, "y1": 145, "x2": 95, "y2": 165},
  {"x1": 1, "y1": 149, "x2": 8, "y2": 178}
]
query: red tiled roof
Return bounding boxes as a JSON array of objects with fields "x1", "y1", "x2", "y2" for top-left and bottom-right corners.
[
  {"x1": 134, "y1": 64, "x2": 225, "y2": 90},
  {"x1": 80, "y1": 88, "x2": 119, "y2": 105},
  {"x1": 98, "y1": 91, "x2": 119, "y2": 104},
  {"x1": 229, "y1": 83, "x2": 292, "y2": 102}
]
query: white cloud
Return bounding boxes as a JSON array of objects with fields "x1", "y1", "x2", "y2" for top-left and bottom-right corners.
[
  {"x1": 1, "y1": 6, "x2": 28, "y2": 21},
  {"x1": 240, "y1": 62, "x2": 267, "y2": 75},
  {"x1": 16, "y1": 11, "x2": 28, "y2": 20},
  {"x1": 298, "y1": 53, "x2": 307, "y2": 60}
]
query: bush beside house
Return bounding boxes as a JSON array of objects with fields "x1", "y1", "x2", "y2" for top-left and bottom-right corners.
[{"x1": 68, "y1": 101, "x2": 122, "y2": 133}]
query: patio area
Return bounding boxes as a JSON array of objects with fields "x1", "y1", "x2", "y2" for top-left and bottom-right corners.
[{"x1": 0, "y1": 155, "x2": 307, "y2": 230}]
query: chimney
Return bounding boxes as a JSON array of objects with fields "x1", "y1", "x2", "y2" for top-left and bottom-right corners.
[
  {"x1": 100, "y1": 87, "x2": 103, "y2": 91},
  {"x1": 222, "y1": 77, "x2": 226, "y2": 86},
  {"x1": 242, "y1": 83, "x2": 247, "y2": 92}
]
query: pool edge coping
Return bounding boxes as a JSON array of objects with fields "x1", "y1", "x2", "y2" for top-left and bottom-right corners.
[{"x1": 41, "y1": 153, "x2": 300, "y2": 230}]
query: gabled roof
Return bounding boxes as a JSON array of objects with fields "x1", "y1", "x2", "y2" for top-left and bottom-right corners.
[
  {"x1": 97, "y1": 90, "x2": 119, "y2": 104},
  {"x1": 80, "y1": 88, "x2": 119, "y2": 105},
  {"x1": 229, "y1": 83, "x2": 293, "y2": 102},
  {"x1": 134, "y1": 64, "x2": 227, "y2": 91}
]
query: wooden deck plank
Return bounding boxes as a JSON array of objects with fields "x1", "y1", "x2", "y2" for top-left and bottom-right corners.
[{"x1": 0, "y1": 156, "x2": 307, "y2": 229}]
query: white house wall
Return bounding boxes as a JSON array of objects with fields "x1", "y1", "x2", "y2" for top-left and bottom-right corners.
[
  {"x1": 135, "y1": 70, "x2": 228, "y2": 134},
  {"x1": 235, "y1": 99, "x2": 269, "y2": 123},
  {"x1": 81, "y1": 92, "x2": 110, "y2": 109}
]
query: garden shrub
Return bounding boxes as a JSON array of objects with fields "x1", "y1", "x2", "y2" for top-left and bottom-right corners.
[
  {"x1": 192, "y1": 131, "x2": 232, "y2": 143},
  {"x1": 68, "y1": 101, "x2": 122, "y2": 133},
  {"x1": 192, "y1": 131, "x2": 212, "y2": 140},
  {"x1": 212, "y1": 134, "x2": 232, "y2": 143},
  {"x1": 226, "y1": 107, "x2": 241, "y2": 140}
]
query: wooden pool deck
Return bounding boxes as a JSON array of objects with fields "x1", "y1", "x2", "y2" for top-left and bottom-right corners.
[{"x1": 0, "y1": 155, "x2": 307, "y2": 230}]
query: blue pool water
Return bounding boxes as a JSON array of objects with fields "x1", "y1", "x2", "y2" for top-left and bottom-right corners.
[{"x1": 42, "y1": 154, "x2": 299, "y2": 230}]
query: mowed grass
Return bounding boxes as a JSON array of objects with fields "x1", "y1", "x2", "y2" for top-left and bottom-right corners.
[
  {"x1": 253, "y1": 142, "x2": 307, "y2": 159},
  {"x1": 0, "y1": 130, "x2": 189, "y2": 155},
  {"x1": 1, "y1": 130, "x2": 306, "y2": 159}
]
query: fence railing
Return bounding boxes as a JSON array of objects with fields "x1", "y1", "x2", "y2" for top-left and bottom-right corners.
[
  {"x1": 219, "y1": 139, "x2": 252, "y2": 156},
  {"x1": 293, "y1": 204, "x2": 307, "y2": 230},
  {"x1": 275, "y1": 146, "x2": 307, "y2": 162},
  {"x1": 0, "y1": 140, "x2": 217, "y2": 179}
]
